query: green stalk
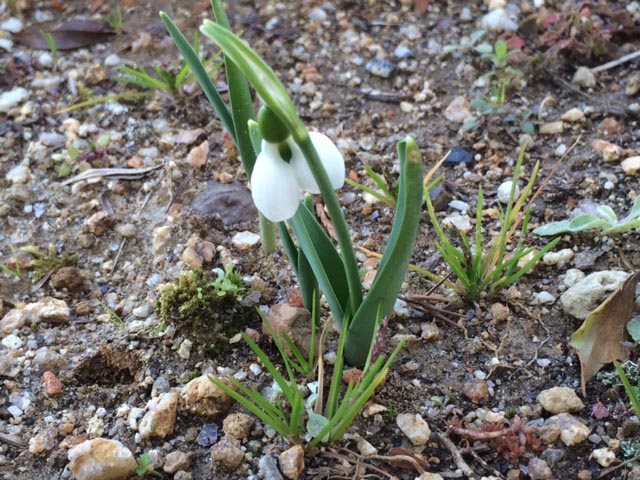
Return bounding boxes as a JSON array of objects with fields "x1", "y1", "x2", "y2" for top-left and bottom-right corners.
[
  {"x1": 292, "y1": 132, "x2": 362, "y2": 316},
  {"x1": 210, "y1": 1, "x2": 276, "y2": 253}
]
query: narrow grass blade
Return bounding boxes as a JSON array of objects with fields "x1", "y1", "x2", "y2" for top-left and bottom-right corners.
[{"x1": 160, "y1": 12, "x2": 236, "y2": 143}]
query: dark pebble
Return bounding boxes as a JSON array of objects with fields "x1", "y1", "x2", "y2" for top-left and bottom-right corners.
[
  {"x1": 197, "y1": 423, "x2": 219, "y2": 447},
  {"x1": 444, "y1": 147, "x2": 473, "y2": 166}
]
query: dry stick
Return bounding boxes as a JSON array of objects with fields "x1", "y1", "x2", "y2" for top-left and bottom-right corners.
[
  {"x1": 591, "y1": 49, "x2": 640, "y2": 73},
  {"x1": 321, "y1": 451, "x2": 397, "y2": 479},
  {"x1": 61, "y1": 164, "x2": 164, "y2": 186},
  {"x1": 112, "y1": 187, "x2": 155, "y2": 273},
  {"x1": 432, "y1": 431, "x2": 476, "y2": 479},
  {"x1": 463, "y1": 447, "x2": 505, "y2": 480},
  {"x1": 0, "y1": 433, "x2": 26, "y2": 449}
]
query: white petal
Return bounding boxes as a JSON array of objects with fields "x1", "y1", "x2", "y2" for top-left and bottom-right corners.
[
  {"x1": 250, "y1": 141, "x2": 300, "y2": 222},
  {"x1": 291, "y1": 132, "x2": 345, "y2": 194}
]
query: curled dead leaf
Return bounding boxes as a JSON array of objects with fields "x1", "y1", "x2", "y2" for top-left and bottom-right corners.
[{"x1": 569, "y1": 271, "x2": 640, "y2": 395}]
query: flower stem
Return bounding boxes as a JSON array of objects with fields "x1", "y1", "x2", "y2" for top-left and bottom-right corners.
[
  {"x1": 259, "y1": 213, "x2": 277, "y2": 255},
  {"x1": 292, "y1": 132, "x2": 362, "y2": 316}
]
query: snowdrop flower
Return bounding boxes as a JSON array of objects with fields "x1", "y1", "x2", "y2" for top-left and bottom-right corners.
[{"x1": 251, "y1": 107, "x2": 344, "y2": 222}]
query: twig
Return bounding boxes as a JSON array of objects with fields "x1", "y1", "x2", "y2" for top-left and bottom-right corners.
[
  {"x1": 112, "y1": 185, "x2": 155, "y2": 273},
  {"x1": 321, "y1": 451, "x2": 398, "y2": 479},
  {"x1": 0, "y1": 433, "x2": 26, "y2": 449},
  {"x1": 165, "y1": 170, "x2": 193, "y2": 213},
  {"x1": 432, "y1": 431, "x2": 476, "y2": 479},
  {"x1": 449, "y1": 423, "x2": 517, "y2": 441},
  {"x1": 591, "y1": 49, "x2": 640, "y2": 73},
  {"x1": 61, "y1": 164, "x2": 163, "y2": 186},
  {"x1": 463, "y1": 447, "x2": 505, "y2": 479}
]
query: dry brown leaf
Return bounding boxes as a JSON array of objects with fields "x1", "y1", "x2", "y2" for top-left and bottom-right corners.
[
  {"x1": 13, "y1": 19, "x2": 115, "y2": 50},
  {"x1": 569, "y1": 271, "x2": 640, "y2": 395}
]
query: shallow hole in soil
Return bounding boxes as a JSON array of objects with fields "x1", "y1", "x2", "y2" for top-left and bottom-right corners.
[{"x1": 74, "y1": 344, "x2": 142, "y2": 386}]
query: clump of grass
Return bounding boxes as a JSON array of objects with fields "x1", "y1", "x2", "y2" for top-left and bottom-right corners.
[
  {"x1": 426, "y1": 148, "x2": 560, "y2": 301},
  {"x1": 157, "y1": 266, "x2": 254, "y2": 354}
]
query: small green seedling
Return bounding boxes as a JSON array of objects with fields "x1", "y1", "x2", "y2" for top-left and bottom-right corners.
[
  {"x1": 0, "y1": 247, "x2": 23, "y2": 279},
  {"x1": 116, "y1": 32, "x2": 223, "y2": 97},
  {"x1": 105, "y1": 6, "x2": 123, "y2": 34},
  {"x1": 136, "y1": 453, "x2": 163, "y2": 478},
  {"x1": 443, "y1": 29, "x2": 486, "y2": 54},
  {"x1": 534, "y1": 198, "x2": 640, "y2": 236},
  {"x1": 345, "y1": 164, "x2": 398, "y2": 208}
]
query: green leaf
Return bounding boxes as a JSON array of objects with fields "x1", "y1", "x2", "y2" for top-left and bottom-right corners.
[
  {"x1": 627, "y1": 316, "x2": 640, "y2": 343},
  {"x1": 345, "y1": 137, "x2": 424, "y2": 367},
  {"x1": 160, "y1": 12, "x2": 236, "y2": 143},
  {"x1": 288, "y1": 204, "x2": 350, "y2": 326},
  {"x1": 210, "y1": 0, "x2": 257, "y2": 177},
  {"x1": 199, "y1": 20, "x2": 304, "y2": 140},
  {"x1": 475, "y1": 43, "x2": 493, "y2": 54},
  {"x1": 307, "y1": 411, "x2": 330, "y2": 441},
  {"x1": 533, "y1": 220, "x2": 572, "y2": 236},
  {"x1": 568, "y1": 214, "x2": 611, "y2": 232},
  {"x1": 596, "y1": 205, "x2": 618, "y2": 224}
]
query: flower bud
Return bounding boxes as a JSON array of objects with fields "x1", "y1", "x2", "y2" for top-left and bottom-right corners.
[{"x1": 257, "y1": 105, "x2": 290, "y2": 144}]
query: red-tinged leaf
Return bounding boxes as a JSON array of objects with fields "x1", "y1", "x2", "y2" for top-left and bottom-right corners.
[
  {"x1": 507, "y1": 35, "x2": 525, "y2": 51},
  {"x1": 414, "y1": 0, "x2": 429, "y2": 15},
  {"x1": 569, "y1": 271, "x2": 640, "y2": 395},
  {"x1": 542, "y1": 13, "x2": 561, "y2": 27},
  {"x1": 591, "y1": 402, "x2": 610, "y2": 419},
  {"x1": 13, "y1": 19, "x2": 115, "y2": 50}
]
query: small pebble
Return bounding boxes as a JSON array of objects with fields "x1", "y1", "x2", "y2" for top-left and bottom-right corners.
[
  {"x1": 561, "y1": 108, "x2": 585, "y2": 123},
  {"x1": 573, "y1": 67, "x2": 596, "y2": 89},
  {"x1": 622, "y1": 156, "x2": 640, "y2": 175},
  {"x1": 1, "y1": 17, "x2": 23, "y2": 33},
  {"x1": 497, "y1": 181, "x2": 519, "y2": 204},
  {"x1": 0, "y1": 87, "x2": 30, "y2": 113},
  {"x1": 444, "y1": 96, "x2": 473, "y2": 123},
  {"x1": 232, "y1": 231, "x2": 260, "y2": 250},
  {"x1": 104, "y1": 54, "x2": 122, "y2": 67},
  {"x1": 539, "y1": 121, "x2": 564, "y2": 135},
  {"x1": 365, "y1": 59, "x2": 396, "y2": 79}
]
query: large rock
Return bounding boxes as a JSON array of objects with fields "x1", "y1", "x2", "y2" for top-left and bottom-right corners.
[
  {"x1": 67, "y1": 438, "x2": 137, "y2": 480},
  {"x1": 138, "y1": 391, "x2": 178, "y2": 439},
  {"x1": 537, "y1": 387, "x2": 584, "y2": 414},
  {"x1": 180, "y1": 374, "x2": 233, "y2": 418},
  {"x1": 560, "y1": 271, "x2": 629, "y2": 319},
  {"x1": 545, "y1": 413, "x2": 591, "y2": 446}
]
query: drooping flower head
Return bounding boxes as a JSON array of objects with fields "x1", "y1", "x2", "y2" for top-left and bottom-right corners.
[{"x1": 250, "y1": 106, "x2": 345, "y2": 222}]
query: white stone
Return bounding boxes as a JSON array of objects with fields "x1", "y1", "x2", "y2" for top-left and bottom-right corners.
[
  {"x1": 622, "y1": 156, "x2": 640, "y2": 175},
  {"x1": 546, "y1": 413, "x2": 591, "y2": 446},
  {"x1": 355, "y1": 435, "x2": 377, "y2": 456},
  {"x1": 38, "y1": 53, "x2": 54, "y2": 68},
  {"x1": 542, "y1": 248, "x2": 574, "y2": 266},
  {"x1": 232, "y1": 231, "x2": 260, "y2": 250},
  {"x1": 442, "y1": 213, "x2": 472, "y2": 232},
  {"x1": 562, "y1": 269, "x2": 585, "y2": 288},
  {"x1": 560, "y1": 270, "x2": 629, "y2": 319},
  {"x1": 67, "y1": 438, "x2": 138, "y2": 480},
  {"x1": 573, "y1": 67, "x2": 596, "y2": 89},
  {"x1": 481, "y1": 8, "x2": 518, "y2": 31},
  {"x1": 0, "y1": 87, "x2": 30, "y2": 113},
  {"x1": 444, "y1": 96, "x2": 473, "y2": 123},
  {"x1": 138, "y1": 391, "x2": 178, "y2": 439},
  {"x1": 561, "y1": 108, "x2": 585, "y2": 122},
  {"x1": 1, "y1": 18, "x2": 23, "y2": 33},
  {"x1": 538, "y1": 387, "x2": 585, "y2": 414},
  {"x1": 104, "y1": 54, "x2": 121, "y2": 67},
  {"x1": 0, "y1": 38, "x2": 13, "y2": 50},
  {"x1": 5, "y1": 164, "x2": 32, "y2": 184},
  {"x1": 177, "y1": 339, "x2": 192, "y2": 360},
  {"x1": 590, "y1": 447, "x2": 615, "y2": 467},
  {"x1": 497, "y1": 181, "x2": 519, "y2": 204},
  {"x1": 308, "y1": 7, "x2": 327, "y2": 21},
  {"x1": 1, "y1": 334, "x2": 23, "y2": 350},
  {"x1": 396, "y1": 413, "x2": 431, "y2": 446},
  {"x1": 533, "y1": 292, "x2": 556, "y2": 305},
  {"x1": 539, "y1": 121, "x2": 564, "y2": 135}
]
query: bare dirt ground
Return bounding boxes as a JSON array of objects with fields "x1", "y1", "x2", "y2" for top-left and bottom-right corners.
[{"x1": 2, "y1": 0, "x2": 640, "y2": 479}]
